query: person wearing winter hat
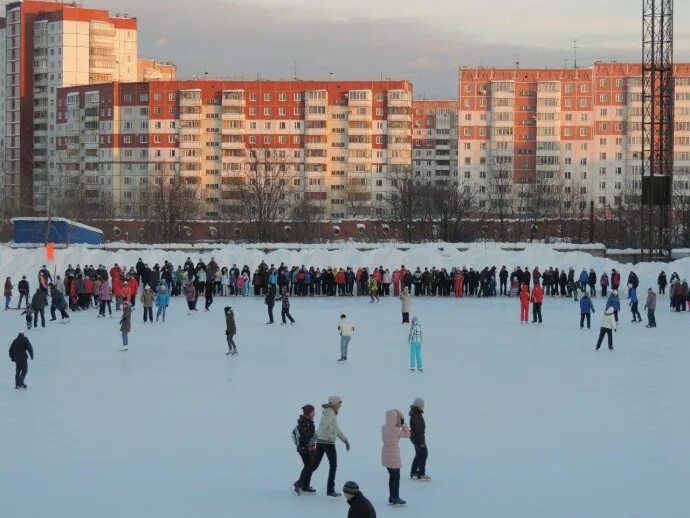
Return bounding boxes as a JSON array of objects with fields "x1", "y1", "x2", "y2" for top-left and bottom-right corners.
[
  {"x1": 293, "y1": 404, "x2": 317, "y2": 495},
  {"x1": 9, "y1": 331, "x2": 33, "y2": 389},
  {"x1": 119, "y1": 300, "x2": 132, "y2": 351},
  {"x1": 606, "y1": 290, "x2": 621, "y2": 323},
  {"x1": 408, "y1": 317, "x2": 423, "y2": 372},
  {"x1": 141, "y1": 285, "x2": 155, "y2": 323},
  {"x1": 644, "y1": 288, "x2": 657, "y2": 328},
  {"x1": 311, "y1": 396, "x2": 350, "y2": 497},
  {"x1": 595, "y1": 306, "x2": 617, "y2": 351},
  {"x1": 381, "y1": 409, "x2": 410, "y2": 505},
  {"x1": 337, "y1": 314, "x2": 355, "y2": 362},
  {"x1": 409, "y1": 398, "x2": 430, "y2": 480},
  {"x1": 224, "y1": 307, "x2": 237, "y2": 355},
  {"x1": 343, "y1": 481, "x2": 376, "y2": 517}
]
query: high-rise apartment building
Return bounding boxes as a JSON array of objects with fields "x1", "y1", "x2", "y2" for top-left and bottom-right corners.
[
  {"x1": 137, "y1": 59, "x2": 176, "y2": 82},
  {"x1": 412, "y1": 100, "x2": 459, "y2": 186},
  {"x1": 0, "y1": 1, "x2": 137, "y2": 212},
  {"x1": 55, "y1": 80, "x2": 413, "y2": 219},
  {"x1": 458, "y1": 62, "x2": 690, "y2": 213}
]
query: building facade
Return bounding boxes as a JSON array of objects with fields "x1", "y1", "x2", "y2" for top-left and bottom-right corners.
[
  {"x1": 458, "y1": 62, "x2": 690, "y2": 214},
  {"x1": 412, "y1": 100, "x2": 459, "y2": 187},
  {"x1": 55, "y1": 80, "x2": 413, "y2": 219},
  {"x1": 0, "y1": 0, "x2": 138, "y2": 213},
  {"x1": 137, "y1": 59, "x2": 176, "y2": 82}
]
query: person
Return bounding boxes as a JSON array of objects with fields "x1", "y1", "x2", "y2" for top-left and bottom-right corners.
[
  {"x1": 400, "y1": 286, "x2": 411, "y2": 324},
  {"x1": 595, "y1": 306, "x2": 617, "y2": 351},
  {"x1": 224, "y1": 306, "x2": 237, "y2": 355},
  {"x1": 644, "y1": 288, "x2": 657, "y2": 328},
  {"x1": 98, "y1": 278, "x2": 112, "y2": 318},
  {"x1": 155, "y1": 285, "x2": 169, "y2": 322},
  {"x1": 408, "y1": 316, "x2": 423, "y2": 372},
  {"x1": 579, "y1": 292, "x2": 595, "y2": 329},
  {"x1": 204, "y1": 279, "x2": 214, "y2": 311},
  {"x1": 343, "y1": 482, "x2": 376, "y2": 518},
  {"x1": 600, "y1": 271, "x2": 609, "y2": 297},
  {"x1": 17, "y1": 276, "x2": 29, "y2": 309},
  {"x1": 381, "y1": 409, "x2": 410, "y2": 506},
  {"x1": 658, "y1": 271, "x2": 667, "y2": 295},
  {"x1": 337, "y1": 313, "x2": 354, "y2": 362},
  {"x1": 9, "y1": 331, "x2": 33, "y2": 389},
  {"x1": 184, "y1": 280, "x2": 196, "y2": 315},
  {"x1": 409, "y1": 397, "x2": 430, "y2": 480},
  {"x1": 4, "y1": 276, "x2": 13, "y2": 310},
  {"x1": 368, "y1": 277, "x2": 379, "y2": 303},
  {"x1": 141, "y1": 285, "x2": 155, "y2": 323},
  {"x1": 311, "y1": 396, "x2": 350, "y2": 497},
  {"x1": 606, "y1": 290, "x2": 621, "y2": 323},
  {"x1": 293, "y1": 404, "x2": 317, "y2": 495},
  {"x1": 628, "y1": 284, "x2": 642, "y2": 323},
  {"x1": 120, "y1": 300, "x2": 132, "y2": 351},
  {"x1": 265, "y1": 283, "x2": 276, "y2": 324},
  {"x1": 31, "y1": 287, "x2": 47, "y2": 328},
  {"x1": 280, "y1": 287, "x2": 295, "y2": 324},
  {"x1": 531, "y1": 282, "x2": 543, "y2": 323},
  {"x1": 519, "y1": 284, "x2": 530, "y2": 324},
  {"x1": 49, "y1": 283, "x2": 70, "y2": 322}
]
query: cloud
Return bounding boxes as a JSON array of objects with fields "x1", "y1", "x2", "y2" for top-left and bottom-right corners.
[{"x1": 153, "y1": 37, "x2": 168, "y2": 48}]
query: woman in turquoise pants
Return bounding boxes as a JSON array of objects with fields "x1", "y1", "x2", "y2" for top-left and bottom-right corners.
[{"x1": 408, "y1": 316, "x2": 423, "y2": 372}]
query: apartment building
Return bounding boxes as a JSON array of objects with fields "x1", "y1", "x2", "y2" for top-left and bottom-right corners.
[
  {"x1": 412, "y1": 100, "x2": 458, "y2": 187},
  {"x1": 458, "y1": 62, "x2": 690, "y2": 213},
  {"x1": 0, "y1": 0, "x2": 137, "y2": 212},
  {"x1": 55, "y1": 80, "x2": 413, "y2": 219},
  {"x1": 138, "y1": 59, "x2": 176, "y2": 82}
]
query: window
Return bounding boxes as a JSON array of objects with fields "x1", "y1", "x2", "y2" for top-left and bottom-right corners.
[
  {"x1": 249, "y1": 93, "x2": 256, "y2": 101},
  {"x1": 248, "y1": 136, "x2": 256, "y2": 144},
  {"x1": 279, "y1": 93, "x2": 287, "y2": 101},
  {"x1": 293, "y1": 93, "x2": 301, "y2": 102},
  {"x1": 580, "y1": 98, "x2": 588, "y2": 108},
  {"x1": 263, "y1": 107, "x2": 271, "y2": 116},
  {"x1": 580, "y1": 84, "x2": 589, "y2": 93},
  {"x1": 565, "y1": 84, "x2": 574, "y2": 93},
  {"x1": 264, "y1": 93, "x2": 271, "y2": 101},
  {"x1": 279, "y1": 107, "x2": 286, "y2": 116},
  {"x1": 168, "y1": 93, "x2": 176, "y2": 102}
]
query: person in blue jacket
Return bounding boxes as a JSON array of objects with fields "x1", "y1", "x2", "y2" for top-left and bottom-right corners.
[
  {"x1": 578, "y1": 268, "x2": 589, "y2": 294},
  {"x1": 628, "y1": 284, "x2": 642, "y2": 323},
  {"x1": 579, "y1": 292, "x2": 595, "y2": 329},
  {"x1": 606, "y1": 290, "x2": 621, "y2": 323},
  {"x1": 155, "y1": 285, "x2": 170, "y2": 323}
]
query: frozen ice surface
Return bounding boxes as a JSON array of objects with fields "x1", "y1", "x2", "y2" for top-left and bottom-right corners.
[{"x1": 1, "y1": 290, "x2": 688, "y2": 517}]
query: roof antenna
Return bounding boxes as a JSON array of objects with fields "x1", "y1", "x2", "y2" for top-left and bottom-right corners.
[
  {"x1": 293, "y1": 60, "x2": 297, "y2": 80},
  {"x1": 573, "y1": 39, "x2": 578, "y2": 69},
  {"x1": 515, "y1": 53, "x2": 520, "y2": 69}
]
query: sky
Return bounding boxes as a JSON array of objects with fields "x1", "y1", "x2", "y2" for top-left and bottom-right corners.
[{"x1": 87, "y1": 0, "x2": 690, "y2": 98}]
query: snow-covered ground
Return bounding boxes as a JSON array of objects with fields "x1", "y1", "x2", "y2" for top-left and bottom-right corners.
[{"x1": 1, "y1": 291, "x2": 688, "y2": 517}]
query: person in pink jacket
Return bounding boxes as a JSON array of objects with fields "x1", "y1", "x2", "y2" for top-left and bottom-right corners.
[
  {"x1": 98, "y1": 279, "x2": 112, "y2": 317},
  {"x1": 381, "y1": 409, "x2": 411, "y2": 506}
]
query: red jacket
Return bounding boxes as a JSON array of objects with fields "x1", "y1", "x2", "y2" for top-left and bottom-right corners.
[
  {"x1": 336, "y1": 271, "x2": 346, "y2": 284},
  {"x1": 519, "y1": 286, "x2": 530, "y2": 304},
  {"x1": 531, "y1": 285, "x2": 544, "y2": 303},
  {"x1": 112, "y1": 277, "x2": 122, "y2": 296},
  {"x1": 110, "y1": 266, "x2": 122, "y2": 281},
  {"x1": 128, "y1": 278, "x2": 138, "y2": 296}
]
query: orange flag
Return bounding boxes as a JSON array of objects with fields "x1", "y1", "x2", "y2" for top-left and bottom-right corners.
[{"x1": 46, "y1": 242, "x2": 55, "y2": 261}]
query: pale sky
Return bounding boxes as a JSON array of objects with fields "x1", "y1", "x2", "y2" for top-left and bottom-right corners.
[{"x1": 88, "y1": 0, "x2": 690, "y2": 98}]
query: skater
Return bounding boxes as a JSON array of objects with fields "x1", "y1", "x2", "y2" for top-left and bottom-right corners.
[
  {"x1": 343, "y1": 482, "x2": 376, "y2": 518},
  {"x1": 658, "y1": 271, "x2": 667, "y2": 295},
  {"x1": 579, "y1": 292, "x2": 595, "y2": 329},
  {"x1": 337, "y1": 313, "x2": 354, "y2": 362},
  {"x1": 4, "y1": 276, "x2": 13, "y2": 310},
  {"x1": 98, "y1": 278, "x2": 112, "y2": 317},
  {"x1": 311, "y1": 396, "x2": 350, "y2": 497},
  {"x1": 644, "y1": 288, "x2": 657, "y2": 328},
  {"x1": 120, "y1": 301, "x2": 132, "y2": 350},
  {"x1": 381, "y1": 408, "x2": 410, "y2": 506},
  {"x1": 409, "y1": 397, "x2": 430, "y2": 480},
  {"x1": 49, "y1": 284, "x2": 70, "y2": 321},
  {"x1": 519, "y1": 284, "x2": 530, "y2": 323},
  {"x1": 606, "y1": 290, "x2": 620, "y2": 323},
  {"x1": 31, "y1": 287, "x2": 47, "y2": 328},
  {"x1": 141, "y1": 285, "x2": 155, "y2": 322},
  {"x1": 224, "y1": 306, "x2": 237, "y2": 354},
  {"x1": 400, "y1": 286, "x2": 411, "y2": 324},
  {"x1": 280, "y1": 287, "x2": 295, "y2": 324},
  {"x1": 204, "y1": 279, "x2": 214, "y2": 311},
  {"x1": 368, "y1": 277, "x2": 379, "y2": 303},
  {"x1": 628, "y1": 284, "x2": 642, "y2": 323},
  {"x1": 408, "y1": 316, "x2": 423, "y2": 372},
  {"x1": 184, "y1": 280, "x2": 196, "y2": 314},
  {"x1": 265, "y1": 283, "x2": 276, "y2": 324},
  {"x1": 155, "y1": 285, "x2": 169, "y2": 322},
  {"x1": 293, "y1": 404, "x2": 317, "y2": 495},
  {"x1": 8, "y1": 331, "x2": 33, "y2": 389},
  {"x1": 531, "y1": 282, "x2": 543, "y2": 323},
  {"x1": 17, "y1": 276, "x2": 29, "y2": 309},
  {"x1": 595, "y1": 306, "x2": 617, "y2": 351},
  {"x1": 600, "y1": 271, "x2": 609, "y2": 297}
]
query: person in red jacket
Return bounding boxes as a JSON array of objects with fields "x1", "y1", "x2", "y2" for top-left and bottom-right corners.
[
  {"x1": 112, "y1": 275, "x2": 123, "y2": 311},
  {"x1": 127, "y1": 276, "x2": 138, "y2": 307},
  {"x1": 455, "y1": 270, "x2": 464, "y2": 298},
  {"x1": 336, "y1": 269, "x2": 346, "y2": 296},
  {"x1": 531, "y1": 282, "x2": 544, "y2": 323},
  {"x1": 392, "y1": 269, "x2": 401, "y2": 297},
  {"x1": 519, "y1": 284, "x2": 530, "y2": 323}
]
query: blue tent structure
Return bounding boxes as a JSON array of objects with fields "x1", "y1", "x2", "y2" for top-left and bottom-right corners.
[{"x1": 11, "y1": 217, "x2": 104, "y2": 245}]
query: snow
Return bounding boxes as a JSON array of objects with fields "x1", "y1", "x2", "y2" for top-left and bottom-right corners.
[{"x1": 1, "y1": 243, "x2": 690, "y2": 517}]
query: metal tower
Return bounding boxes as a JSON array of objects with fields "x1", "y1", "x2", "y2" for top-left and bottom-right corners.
[{"x1": 641, "y1": 0, "x2": 674, "y2": 260}]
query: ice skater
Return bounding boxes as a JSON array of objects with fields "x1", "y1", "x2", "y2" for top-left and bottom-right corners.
[
  {"x1": 293, "y1": 404, "x2": 316, "y2": 495},
  {"x1": 155, "y1": 285, "x2": 169, "y2": 322},
  {"x1": 579, "y1": 292, "x2": 595, "y2": 329},
  {"x1": 9, "y1": 331, "x2": 33, "y2": 389},
  {"x1": 381, "y1": 409, "x2": 411, "y2": 506},
  {"x1": 531, "y1": 282, "x2": 543, "y2": 323},
  {"x1": 519, "y1": 284, "x2": 530, "y2": 323},
  {"x1": 141, "y1": 285, "x2": 155, "y2": 322},
  {"x1": 408, "y1": 316, "x2": 423, "y2": 372},
  {"x1": 644, "y1": 288, "x2": 656, "y2": 328},
  {"x1": 337, "y1": 313, "x2": 354, "y2": 362},
  {"x1": 311, "y1": 396, "x2": 350, "y2": 497},
  {"x1": 595, "y1": 306, "x2": 617, "y2": 351},
  {"x1": 280, "y1": 287, "x2": 295, "y2": 324},
  {"x1": 628, "y1": 284, "x2": 642, "y2": 323},
  {"x1": 409, "y1": 397, "x2": 430, "y2": 480},
  {"x1": 265, "y1": 283, "x2": 276, "y2": 324},
  {"x1": 606, "y1": 290, "x2": 620, "y2": 323},
  {"x1": 4, "y1": 276, "x2": 13, "y2": 310},
  {"x1": 224, "y1": 306, "x2": 237, "y2": 355},
  {"x1": 120, "y1": 300, "x2": 132, "y2": 350},
  {"x1": 400, "y1": 286, "x2": 411, "y2": 324},
  {"x1": 343, "y1": 481, "x2": 376, "y2": 517}
]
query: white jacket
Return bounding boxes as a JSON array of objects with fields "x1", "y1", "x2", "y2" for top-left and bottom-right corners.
[
  {"x1": 382, "y1": 271, "x2": 392, "y2": 284},
  {"x1": 601, "y1": 308, "x2": 617, "y2": 330},
  {"x1": 316, "y1": 406, "x2": 347, "y2": 444},
  {"x1": 338, "y1": 318, "x2": 354, "y2": 337}
]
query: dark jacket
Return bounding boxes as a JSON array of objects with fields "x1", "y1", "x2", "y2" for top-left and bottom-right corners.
[
  {"x1": 18, "y1": 279, "x2": 29, "y2": 294},
  {"x1": 296, "y1": 415, "x2": 315, "y2": 453},
  {"x1": 347, "y1": 492, "x2": 377, "y2": 518},
  {"x1": 225, "y1": 309, "x2": 236, "y2": 335},
  {"x1": 50, "y1": 287, "x2": 68, "y2": 310},
  {"x1": 409, "y1": 406, "x2": 426, "y2": 445},
  {"x1": 9, "y1": 334, "x2": 34, "y2": 362},
  {"x1": 265, "y1": 285, "x2": 276, "y2": 306},
  {"x1": 31, "y1": 289, "x2": 48, "y2": 309}
]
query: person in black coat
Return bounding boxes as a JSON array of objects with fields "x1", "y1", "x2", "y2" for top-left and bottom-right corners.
[
  {"x1": 280, "y1": 287, "x2": 295, "y2": 324},
  {"x1": 343, "y1": 482, "x2": 376, "y2": 518},
  {"x1": 9, "y1": 331, "x2": 33, "y2": 389},
  {"x1": 293, "y1": 404, "x2": 316, "y2": 494},
  {"x1": 657, "y1": 271, "x2": 667, "y2": 295},
  {"x1": 409, "y1": 398, "x2": 430, "y2": 480},
  {"x1": 265, "y1": 283, "x2": 276, "y2": 324},
  {"x1": 31, "y1": 288, "x2": 47, "y2": 328},
  {"x1": 49, "y1": 284, "x2": 70, "y2": 321},
  {"x1": 17, "y1": 276, "x2": 30, "y2": 309}
]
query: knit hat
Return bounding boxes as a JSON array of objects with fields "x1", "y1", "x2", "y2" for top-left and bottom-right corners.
[
  {"x1": 301, "y1": 404, "x2": 315, "y2": 415},
  {"x1": 612, "y1": 290, "x2": 618, "y2": 296},
  {"x1": 412, "y1": 397, "x2": 425, "y2": 410},
  {"x1": 328, "y1": 396, "x2": 342, "y2": 406},
  {"x1": 411, "y1": 316, "x2": 418, "y2": 323},
  {"x1": 343, "y1": 481, "x2": 360, "y2": 495}
]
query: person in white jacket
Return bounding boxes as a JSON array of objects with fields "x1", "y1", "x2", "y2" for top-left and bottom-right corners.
[
  {"x1": 595, "y1": 306, "x2": 617, "y2": 351},
  {"x1": 311, "y1": 396, "x2": 350, "y2": 497},
  {"x1": 337, "y1": 314, "x2": 355, "y2": 362}
]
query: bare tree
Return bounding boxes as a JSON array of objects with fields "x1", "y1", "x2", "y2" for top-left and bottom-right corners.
[
  {"x1": 290, "y1": 195, "x2": 325, "y2": 243},
  {"x1": 384, "y1": 166, "x2": 425, "y2": 242},
  {"x1": 345, "y1": 177, "x2": 373, "y2": 219},
  {"x1": 425, "y1": 180, "x2": 477, "y2": 241},
  {"x1": 484, "y1": 151, "x2": 514, "y2": 241}
]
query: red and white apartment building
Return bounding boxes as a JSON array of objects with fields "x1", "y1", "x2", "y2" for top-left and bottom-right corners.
[
  {"x1": 412, "y1": 100, "x2": 459, "y2": 186},
  {"x1": 458, "y1": 63, "x2": 690, "y2": 212},
  {"x1": 55, "y1": 80, "x2": 413, "y2": 218}
]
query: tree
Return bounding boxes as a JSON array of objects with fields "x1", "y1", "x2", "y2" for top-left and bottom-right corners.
[
  {"x1": 383, "y1": 166, "x2": 425, "y2": 242},
  {"x1": 345, "y1": 177, "x2": 373, "y2": 219},
  {"x1": 484, "y1": 150, "x2": 514, "y2": 241},
  {"x1": 290, "y1": 195, "x2": 325, "y2": 243},
  {"x1": 425, "y1": 180, "x2": 477, "y2": 242}
]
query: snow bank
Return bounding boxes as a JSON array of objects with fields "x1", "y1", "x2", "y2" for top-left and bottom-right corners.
[{"x1": 2, "y1": 242, "x2": 689, "y2": 289}]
